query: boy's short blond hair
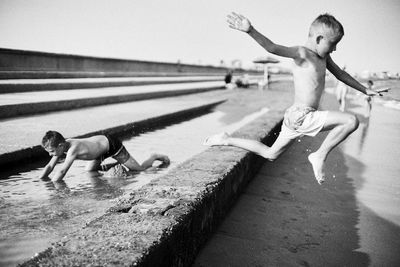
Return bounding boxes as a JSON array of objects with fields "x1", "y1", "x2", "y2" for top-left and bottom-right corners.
[{"x1": 309, "y1": 13, "x2": 344, "y2": 37}]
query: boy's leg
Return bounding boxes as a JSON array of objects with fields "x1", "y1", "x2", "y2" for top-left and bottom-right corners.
[
  {"x1": 85, "y1": 159, "x2": 102, "y2": 171},
  {"x1": 135, "y1": 153, "x2": 170, "y2": 170},
  {"x1": 114, "y1": 147, "x2": 169, "y2": 171},
  {"x1": 204, "y1": 132, "x2": 294, "y2": 161},
  {"x1": 308, "y1": 111, "x2": 359, "y2": 183},
  {"x1": 365, "y1": 98, "x2": 372, "y2": 117},
  {"x1": 339, "y1": 87, "x2": 347, "y2": 111}
]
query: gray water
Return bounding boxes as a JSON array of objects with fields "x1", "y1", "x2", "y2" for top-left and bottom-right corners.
[
  {"x1": 341, "y1": 93, "x2": 400, "y2": 266},
  {"x1": 0, "y1": 107, "x2": 268, "y2": 266}
]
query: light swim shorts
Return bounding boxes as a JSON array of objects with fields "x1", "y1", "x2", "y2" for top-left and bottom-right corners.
[{"x1": 279, "y1": 105, "x2": 328, "y2": 139}]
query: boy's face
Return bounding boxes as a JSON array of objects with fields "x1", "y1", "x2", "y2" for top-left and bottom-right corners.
[
  {"x1": 316, "y1": 31, "x2": 342, "y2": 58},
  {"x1": 44, "y1": 142, "x2": 64, "y2": 157}
]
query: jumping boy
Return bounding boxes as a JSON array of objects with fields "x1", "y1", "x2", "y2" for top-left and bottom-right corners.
[
  {"x1": 204, "y1": 12, "x2": 383, "y2": 184},
  {"x1": 39, "y1": 130, "x2": 170, "y2": 182}
]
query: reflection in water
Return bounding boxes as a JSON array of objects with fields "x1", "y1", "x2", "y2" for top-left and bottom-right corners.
[{"x1": 356, "y1": 117, "x2": 370, "y2": 156}]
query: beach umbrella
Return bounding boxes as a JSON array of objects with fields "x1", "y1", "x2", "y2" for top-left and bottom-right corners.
[{"x1": 253, "y1": 56, "x2": 280, "y2": 90}]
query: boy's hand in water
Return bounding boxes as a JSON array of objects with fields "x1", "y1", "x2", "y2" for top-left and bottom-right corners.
[{"x1": 227, "y1": 12, "x2": 252, "y2": 33}]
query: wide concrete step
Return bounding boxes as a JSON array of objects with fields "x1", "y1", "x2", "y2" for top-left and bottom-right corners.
[
  {"x1": 0, "y1": 81, "x2": 229, "y2": 119},
  {"x1": 0, "y1": 92, "x2": 226, "y2": 169},
  {"x1": 0, "y1": 76, "x2": 224, "y2": 93}
]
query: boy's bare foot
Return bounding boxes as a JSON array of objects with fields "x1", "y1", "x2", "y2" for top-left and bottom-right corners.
[
  {"x1": 203, "y1": 132, "x2": 230, "y2": 146},
  {"x1": 158, "y1": 155, "x2": 170, "y2": 168},
  {"x1": 308, "y1": 153, "x2": 326, "y2": 185}
]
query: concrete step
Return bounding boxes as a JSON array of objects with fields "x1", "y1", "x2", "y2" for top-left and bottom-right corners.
[
  {"x1": 0, "y1": 81, "x2": 228, "y2": 119},
  {"x1": 0, "y1": 76, "x2": 224, "y2": 93},
  {"x1": 0, "y1": 71, "x2": 225, "y2": 79},
  {"x1": 0, "y1": 92, "x2": 227, "y2": 169}
]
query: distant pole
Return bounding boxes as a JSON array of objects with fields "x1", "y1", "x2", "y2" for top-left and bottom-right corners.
[
  {"x1": 253, "y1": 56, "x2": 279, "y2": 91},
  {"x1": 263, "y1": 64, "x2": 269, "y2": 90}
]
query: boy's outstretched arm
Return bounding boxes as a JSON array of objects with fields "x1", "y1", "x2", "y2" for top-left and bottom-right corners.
[
  {"x1": 51, "y1": 150, "x2": 76, "y2": 182},
  {"x1": 39, "y1": 156, "x2": 59, "y2": 179},
  {"x1": 327, "y1": 56, "x2": 381, "y2": 96},
  {"x1": 227, "y1": 12, "x2": 299, "y2": 59}
]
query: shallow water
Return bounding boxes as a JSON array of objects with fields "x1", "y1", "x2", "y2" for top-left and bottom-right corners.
[
  {"x1": 0, "y1": 107, "x2": 269, "y2": 266},
  {"x1": 338, "y1": 89, "x2": 400, "y2": 266},
  {"x1": 372, "y1": 79, "x2": 400, "y2": 110}
]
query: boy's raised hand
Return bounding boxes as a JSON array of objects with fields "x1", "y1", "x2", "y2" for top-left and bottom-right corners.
[
  {"x1": 227, "y1": 12, "x2": 252, "y2": 32},
  {"x1": 367, "y1": 87, "x2": 391, "y2": 97}
]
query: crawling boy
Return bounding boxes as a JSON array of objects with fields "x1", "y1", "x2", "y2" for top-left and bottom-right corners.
[
  {"x1": 39, "y1": 130, "x2": 170, "y2": 182},
  {"x1": 204, "y1": 12, "x2": 383, "y2": 184}
]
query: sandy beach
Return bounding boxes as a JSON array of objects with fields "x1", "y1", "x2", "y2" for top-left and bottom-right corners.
[{"x1": 194, "y1": 84, "x2": 400, "y2": 266}]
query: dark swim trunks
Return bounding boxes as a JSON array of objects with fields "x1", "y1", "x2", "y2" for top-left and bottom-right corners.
[
  {"x1": 98, "y1": 135, "x2": 131, "y2": 172},
  {"x1": 103, "y1": 135, "x2": 123, "y2": 159},
  {"x1": 98, "y1": 135, "x2": 130, "y2": 164}
]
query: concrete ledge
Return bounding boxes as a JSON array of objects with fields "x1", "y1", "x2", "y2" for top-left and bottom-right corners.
[
  {"x1": 0, "y1": 77, "x2": 223, "y2": 93},
  {"x1": 0, "y1": 71, "x2": 225, "y2": 80},
  {"x1": 21, "y1": 108, "x2": 285, "y2": 266},
  {"x1": 0, "y1": 100, "x2": 224, "y2": 170},
  {"x1": 0, "y1": 86, "x2": 224, "y2": 119}
]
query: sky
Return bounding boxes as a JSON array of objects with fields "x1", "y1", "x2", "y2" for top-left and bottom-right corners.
[{"x1": 0, "y1": 0, "x2": 399, "y2": 74}]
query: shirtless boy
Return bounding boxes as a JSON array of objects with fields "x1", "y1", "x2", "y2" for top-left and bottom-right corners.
[
  {"x1": 204, "y1": 12, "x2": 382, "y2": 184},
  {"x1": 39, "y1": 130, "x2": 170, "y2": 182}
]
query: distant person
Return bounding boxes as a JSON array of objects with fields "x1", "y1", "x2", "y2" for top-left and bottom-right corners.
[
  {"x1": 39, "y1": 131, "x2": 170, "y2": 182},
  {"x1": 224, "y1": 70, "x2": 233, "y2": 84},
  {"x1": 224, "y1": 70, "x2": 235, "y2": 89},
  {"x1": 364, "y1": 80, "x2": 374, "y2": 117},
  {"x1": 204, "y1": 12, "x2": 385, "y2": 184},
  {"x1": 335, "y1": 66, "x2": 348, "y2": 111}
]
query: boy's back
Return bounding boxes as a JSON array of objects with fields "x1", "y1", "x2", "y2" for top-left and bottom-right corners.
[{"x1": 67, "y1": 135, "x2": 109, "y2": 160}]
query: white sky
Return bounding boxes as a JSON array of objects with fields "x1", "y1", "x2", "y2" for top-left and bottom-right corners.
[{"x1": 0, "y1": 0, "x2": 399, "y2": 74}]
